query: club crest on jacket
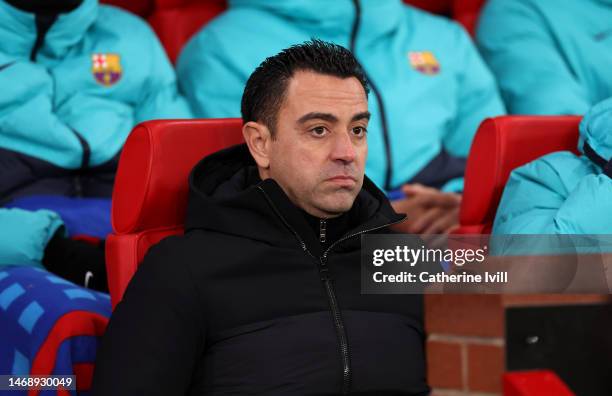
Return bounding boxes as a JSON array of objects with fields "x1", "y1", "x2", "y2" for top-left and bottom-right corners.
[
  {"x1": 91, "y1": 53, "x2": 122, "y2": 86},
  {"x1": 408, "y1": 51, "x2": 440, "y2": 75}
]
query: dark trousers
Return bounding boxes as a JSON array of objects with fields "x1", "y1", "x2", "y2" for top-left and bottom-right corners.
[{"x1": 0, "y1": 147, "x2": 118, "y2": 204}]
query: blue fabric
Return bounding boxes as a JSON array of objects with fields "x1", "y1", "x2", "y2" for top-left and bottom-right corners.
[
  {"x1": 17, "y1": 301, "x2": 44, "y2": 334},
  {"x1": 493, "y1": 98, "x2": 612, "y2": 235},
  {"x1": 0, "y1": 0, "x2": 192, "y2": 169},
  {"x1": 0, "y1": 267, "x2": 111, "y2": 395},
  {"x1": 6, "y1": 195, "x2": 112, "y2": 238},
  {"x1": 387, "y1": 189, "x2": 406, "y2": 201},
  {"x1": 0, "y1": 283, "x2": 26, "y2": 311},
  {"x1": 477, "y1": 0, "x2": 612, "y2": 115},
  {"x1": 177, "y1": 0, "x2": 505, "y2": 191}
]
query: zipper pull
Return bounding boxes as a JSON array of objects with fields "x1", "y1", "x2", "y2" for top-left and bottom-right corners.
[{"x1": 320, "y1": 219, "x2": 327, "y2": 243}]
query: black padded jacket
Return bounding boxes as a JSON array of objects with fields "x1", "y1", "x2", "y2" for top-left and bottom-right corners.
[{"x1": 92, "y1": 144, "x2": 429, "y2": 395}]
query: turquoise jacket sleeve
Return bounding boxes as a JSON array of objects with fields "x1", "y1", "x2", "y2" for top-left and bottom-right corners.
[
  {"x1": 554, "y1": 174, "x2": 612, "y2": 234},
  {"x1": 0, "y1": 208, "x2": 64, "y2": 268},
  {"x1": 477, "y1": 0, "x2": 590, "y2": 115},
  {"x1": 134, "y1": 25, "x2": 193, "y2": 123},
  {"x1": 492, "y1": 153, "x2": 611, "y2": 234}
]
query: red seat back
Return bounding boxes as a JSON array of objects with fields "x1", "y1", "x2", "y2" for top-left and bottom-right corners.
[
  {"x1": 453, "y1": 0, "x2": 487, "y2": 35},
  {"x1": 106, "y1": 119, "x2": 243, "y2": 308},
  {"x1": 403, "y1": 0, "x2": 487, "y2": 35},
  {"x1": 148, "y1": 0, "x2": 226, "y2": 63},
  {"x1": 504, "y1": 370, "x2": 575, "y2": 396},
  {"x1": 404, "y1": 0, "x2": 452, "y2": 15},
  {"x1": 456, "y1": 116, "x2": 581, "y2": 235}
]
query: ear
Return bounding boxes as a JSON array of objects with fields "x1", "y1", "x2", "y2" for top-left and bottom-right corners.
[{"x1": 242, "y1": 121, "x2": 272, "y2": 170}]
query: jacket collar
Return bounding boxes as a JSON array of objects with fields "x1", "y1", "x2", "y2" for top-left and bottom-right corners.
[
  {"x1": 227, "y1": 0, "x2": 405, "y2": 48},
  {"x1": 0, "y1": 0, "x2": 97, "y2": 60},
  {"x1": 185, "y1": 144, "x2": 405, "y2": 255}
]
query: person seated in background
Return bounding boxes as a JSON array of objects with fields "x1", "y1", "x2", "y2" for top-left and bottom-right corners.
[
  {"x1": 0, "y1": 0, "x2": 192, "y2": 288},
  {"x1": 493, "y1": 97, "x2": 612, "y2": 235},
  {"x1": 177, "y1": 0, "x2": 505, "y2": 235},
  {"x1": 93, "y1": 40, "x2": 430, "y2": 396},
  {"x1": 477, "y1": 0, "x2": 612, "y2": 115}
]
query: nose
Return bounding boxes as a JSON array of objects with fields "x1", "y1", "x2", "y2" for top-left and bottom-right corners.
[{"x1": 331, "y1": 131, "x2": 357, "y2": 163}]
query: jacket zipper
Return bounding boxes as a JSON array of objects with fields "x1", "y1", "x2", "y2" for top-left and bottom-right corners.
[
  {"x1": 318, "y1": 219, "x2": 405, "y2": 395},
  {"x1": 31, "y1": 13, "x2": 58, "y2": 61},
  {"x1": 68, "y1": 128, "x2": 91, "y2": 197},
  {"x1": 320, "y1": 219, "x2": 327, "y2": 243},
  {"x1": 350, "y1": 0, "x2": 394, "y2": 191},
  {"x1": 257, "y1": 186, "x2": 405, "y2": 394},
  {"x1": 29, "y1": 12, "x2": 90, "y2": 193}
]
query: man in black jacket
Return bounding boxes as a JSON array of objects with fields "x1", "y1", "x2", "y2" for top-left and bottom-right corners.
[{"x1": 92, "y1": 40, "x2": 429, "y2": 395}]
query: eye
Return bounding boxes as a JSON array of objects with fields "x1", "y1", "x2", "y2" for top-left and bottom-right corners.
[
  {"x1": 310, "y1": 126, "x2": 329, "y2": 137},
  {"x1": 352, "y1": 126, "x2": 367, "y2": 137}
]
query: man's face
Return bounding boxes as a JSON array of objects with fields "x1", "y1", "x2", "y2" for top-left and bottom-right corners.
[{"x1": 267, "y1": 70, "x2": 369, "y2": 218}]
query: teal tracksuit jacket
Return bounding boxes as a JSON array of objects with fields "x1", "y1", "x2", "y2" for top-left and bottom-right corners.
[
  {"x1": 493, "y1": 98, "x2": 612, "y2": 235},
  {"x1": 477, "y1": 0, "x2": 612, "y2": 115},
  {"x1": 0, "y1": 0, "x2": 191, "y2": 267},
  {"x1": 177, "y1": 0, "x2": 505, "y2": 193},
  {"x1": 0, "y1": 0, "x2": 191, "y2": 170}
]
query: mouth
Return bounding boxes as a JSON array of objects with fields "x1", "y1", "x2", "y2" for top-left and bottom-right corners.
[{"x1": 326, "y1": 175, "x2": 357, "y2": 187}]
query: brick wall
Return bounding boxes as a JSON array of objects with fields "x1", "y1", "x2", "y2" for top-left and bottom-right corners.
[{"x1": 425, "y1": 294, "x2": 608, "y2": 395}]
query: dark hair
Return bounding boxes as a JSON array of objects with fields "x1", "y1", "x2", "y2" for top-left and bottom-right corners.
[{"x1": 241, "y1": 39, "x2": 369, "y2": 136}]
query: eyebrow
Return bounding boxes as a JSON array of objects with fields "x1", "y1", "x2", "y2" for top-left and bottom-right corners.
[
  {"x1": 296, "y1": 111, "x2": 371, "y2": 125},
  {"x1": 351, "y1": 111, "x2": 371, "y2": 122},
  {"x1": 297, "y1": 112, "x2": 338, "y2": 124}
]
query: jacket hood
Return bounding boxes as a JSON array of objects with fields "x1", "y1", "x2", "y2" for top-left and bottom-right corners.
[
  {"x1": 227, "y1": 0, "x2": 404, "y2": 46},
  {"x1": 0, "y1": 0, "x2": 97, "y2": 59},
  {"x1": 579, "y1": 97, "x2": 612, "y2": 163},
  {"x1": 185, "y1": 144, "x2": 404, "y2": 251}
]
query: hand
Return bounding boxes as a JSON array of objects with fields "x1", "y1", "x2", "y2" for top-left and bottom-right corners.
[{"x1": 390, "y1": 183, "x2": 461, "y2": 235}]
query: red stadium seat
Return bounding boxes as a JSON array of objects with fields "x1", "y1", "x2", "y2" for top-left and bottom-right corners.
[
  {"x1": 148, "y1": 0, "x2": 226, "y2": 63},
  {"x1": 404, "y1": 0, "x2": 452, "y2": 15},
  {"x1": 154, "y1": 0, "x2": 193, "y2": 8},
  {"x1": 106, "y1": 119, "x2": 244, "y2": 308},
  {"x1": 403, "y1": 0, "x2": 487, "y2": 35},
  {"x1": 504, "y1": 370, "x2": 575, "y2": 396},
  {"x1": 453, "y1": 0, "x2": 487, "y2": 36},
  {"x1": 456, "y1": 116, "x2": 581, "y2": 235}
]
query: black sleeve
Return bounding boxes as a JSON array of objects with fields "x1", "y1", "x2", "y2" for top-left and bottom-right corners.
[{"x1": 92, "y1": 236, "x2": 205, "y2": 395}]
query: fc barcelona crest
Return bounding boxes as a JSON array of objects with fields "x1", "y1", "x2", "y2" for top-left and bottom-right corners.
[
  {"x1": 408, "y1": 51, "x2": 440, "y2": 75},
  {"x1": 92, "y1": 53, "x2": 122, "y2": 86}
]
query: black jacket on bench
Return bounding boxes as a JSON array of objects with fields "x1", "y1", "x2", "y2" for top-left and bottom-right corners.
[{"x1": 92, "y1": 144, "x2": 429, "y2": 395}]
